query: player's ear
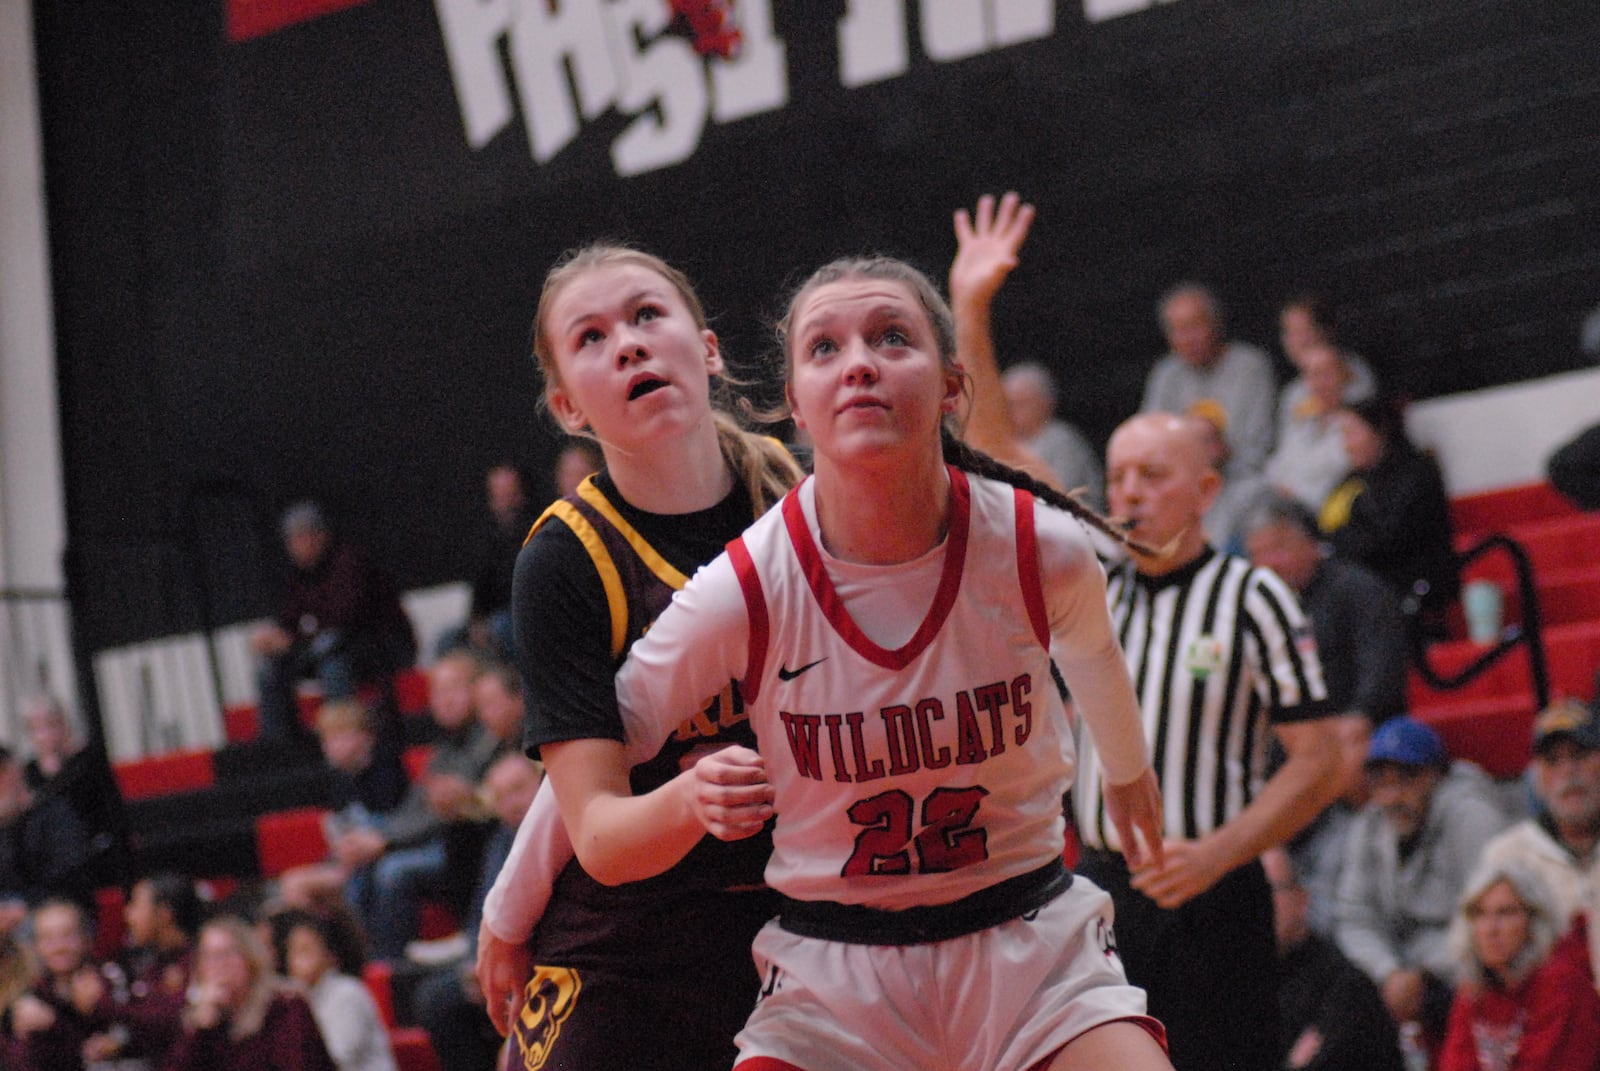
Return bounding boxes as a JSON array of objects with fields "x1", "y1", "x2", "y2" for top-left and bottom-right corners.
[
  {"x1": 940, "y1": 363, "x2": 964, "y2": 415},
  {"x1": 546, "y1": 385, "x2": 587, "y2": 435},
  {"x1": 1195, "y1": 465, "x2": 1223, "y2": 513},
  {"x1": 702, "y1": 329, "x2": 724, "y2": 377},
  {"x1": 786, "y1": 383, "x2": 808, "y2": 433}
]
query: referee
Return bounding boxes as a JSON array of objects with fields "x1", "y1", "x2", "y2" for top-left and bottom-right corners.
[{"x1": 1074, "y1": 412, "x2": 1348, "y2": 1071}]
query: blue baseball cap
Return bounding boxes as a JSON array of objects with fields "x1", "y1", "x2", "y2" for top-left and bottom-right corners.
[{"x1": 1365, "y1": 716, "x2": 1448, "y2": 770}]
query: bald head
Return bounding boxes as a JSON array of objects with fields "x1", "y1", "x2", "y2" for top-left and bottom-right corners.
[{"x1": 1106, "y1": 413, "x2": 1219, "y2": 573}]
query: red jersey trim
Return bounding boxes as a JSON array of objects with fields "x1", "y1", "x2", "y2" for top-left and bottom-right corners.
[
  {"x1": 728, "y1": 537, "x2": 770, "y2": 705},
  {"x1": 781, "y1": 466, "x2": 971, "y2": 672},
  {"x1": 1014, "y1": 487, "x2": 1049, "y2": 649}
]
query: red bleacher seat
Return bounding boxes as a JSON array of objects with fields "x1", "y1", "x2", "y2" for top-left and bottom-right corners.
[
  {"x1": 363, "y1": 962, "x2": 444, "y2": 1071},
  {"x1": 1451, "y1": 565, "x2": 1600, "y2": 634},
  {"x1": 402, "y1": 744, "x2": 433, "y2": 783},
  {"x1": 391, "y1": 1028, "x2": 443, "y2": 1071},
  {"x1": 222, "y1": 702, "x2": 259, "y2": 744},
  {"x1": 362, "y1": 960, "x2": 399, "y2": 1029},
  {"x1": 1450, "y1": 480, "x2": 1578, "y2": 536},
  {"x1": 112, "y1": 748, "x2": 216, "y2": 801},
  {"x1": 93, "y1": 887, "x2": 126, "y2": 961},
  {"x1": 255, "y1": 806, "x2": 331, "y2": 878},
  {"x1": 394, "y1": 667, "x2": 431, "y2": 715},
  {"x1": 1414, "y1": 699, "x2": 1537, "y2": 779},
  {"x1": 1456, "y1": 514, "x2": 1600, "y2": 575}
]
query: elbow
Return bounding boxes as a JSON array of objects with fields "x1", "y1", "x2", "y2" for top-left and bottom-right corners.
[
  {"x1": 569, "y1": 846, "x2": 635, "y2": 888},
  {"x1": 571, "y1": 838, "x2": 671, "y2": 887}
]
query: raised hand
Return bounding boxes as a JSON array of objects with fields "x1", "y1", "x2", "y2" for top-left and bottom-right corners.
[{"x1": 951, "y1": 191, "x2": 1036, "y2": 308}]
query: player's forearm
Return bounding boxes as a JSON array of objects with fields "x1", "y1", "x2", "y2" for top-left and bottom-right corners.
[{"x1": 565, "y1": 770, "x2": 706, "y2": 886}]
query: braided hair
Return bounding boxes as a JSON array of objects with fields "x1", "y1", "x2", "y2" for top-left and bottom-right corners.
[{"x1": 940, "y1": 427, "x2": 1162, "y2": 559}]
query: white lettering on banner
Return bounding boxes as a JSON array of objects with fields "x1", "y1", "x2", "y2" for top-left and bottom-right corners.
[
  {"x1": 1084, "y1": 0, "x2": 1173, "y2": 24},
  {"x1": 709, "y1": 0, "x2": 785, "y2": 123},
  {"x1": 838, "y1": 0, "x2": 910, "y2": 88},
  {"x1": 433, "y1": 0, "x2": 516, "y2": 148},
  {"x1": 507, "y1": 0, "x2": 617, "y2": 164},
  {"x1": 606, "y1": 0, "x2": 707, "y2": 176},
  {"x1": 840, "y1": 0, "x2": 1053, "y2": 86},
  {"x1": 434, "y1": 0, "x2": 1174, "y2": 176},
  {"x1": 434, "y1": 0, "x2": 787, "y2": 173}
]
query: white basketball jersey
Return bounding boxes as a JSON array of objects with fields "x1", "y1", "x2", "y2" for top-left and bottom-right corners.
[{"x1": 728, "y1": 467, "x2": 1076, "y2": 911}]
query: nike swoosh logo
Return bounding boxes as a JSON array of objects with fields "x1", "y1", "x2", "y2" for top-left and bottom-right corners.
[{"x1": 777, "y1": 658, "x2": 828, "y2": 681}]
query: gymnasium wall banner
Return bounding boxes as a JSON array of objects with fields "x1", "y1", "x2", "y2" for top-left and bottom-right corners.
[
  {"x1": 37, "y1": 0, "x2": 1600, "y2": 653},
  {"x1": 430, "y1": 0, "x2": 1176, "y2": 178}
]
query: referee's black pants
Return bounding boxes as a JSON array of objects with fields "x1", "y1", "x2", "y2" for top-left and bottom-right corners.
[{"x1": 1077, "y1": 848, "x2": 1278, "y2": 1071}]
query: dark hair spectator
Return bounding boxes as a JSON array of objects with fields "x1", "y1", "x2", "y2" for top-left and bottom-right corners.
[
  {"x1": 1319, "y1": 394, "x2": 1459, "y2": 625},
  {"x1": 249, "y1": 500, "x2": 417, "y2": 749},
  {"x1": 0, "y1": 745, "x2": 93, "y2": 926}
]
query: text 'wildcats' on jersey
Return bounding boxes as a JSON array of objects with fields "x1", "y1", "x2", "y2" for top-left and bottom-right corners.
[{"x1": 776, "y1": 674, "x2": 1039, "y2": 783}]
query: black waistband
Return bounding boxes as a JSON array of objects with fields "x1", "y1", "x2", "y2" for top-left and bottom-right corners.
[{"x1": 777, "y1": 859, "x2": 1072, "y2": 946}]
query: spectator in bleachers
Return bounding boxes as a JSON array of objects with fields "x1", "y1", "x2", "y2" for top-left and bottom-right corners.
[
  {"x1": 338, "y1": 650, "x2": 500, "y2": 961},
  {"x1": 436, "y1": 462, "x2": 538, "y2": 661},
  {"x1": 251, "y1": 501, "x2": 417, "y2": 748},
  {"x1": 1188, "y1": 406, "x2": 1274, "y2": 556},
  {"x1": 20, "y1": 695, "x2": 129, "y2": 887},
  {"x1": 0, "y1": 927, "x2": 32, "y2": 1066},
  {"x1": 410, "y1": 660, "x2": 527, "y2": 945},
  {"x1": 165, "y1": 915, "x2": 335, "y2": 1071},
  {"x1": 1266, "y1": 340, "x2": 1376, "y2": 513},
  {"x1": 1335, "y1": 717, "x2": 1514, "y2": 1046},
  {"x1": 1476, "y1": 696, "x2": 1600, "y2": 987},
  {"x1": 1246, "y1": 495, "x2": 1409, "y2": 934},
  {"x1": 318, "y1": 700, "x2": 409, "y2": 822},
  {"x1": 277, "y1": 700, "x2": 411, "y2": 914},
  {"x1": 278, "y1": 910, "x2": 395, "y2": 1071},
  {"x1": 470, "y1": 660, "x2": 524, "y2": 760},
  {"x1": 1246, "y1": 495, "x2": 1408, "y2": 728},
  {"x1": 8, "y1": 899, "x2": 108, "y2": 1071},
  {"x1": 1142, "y1": 282, "x2": 1278, "y2": 480},
  {"x1": 551, "y1": 437, "x2": 604, "y2": 501},
  {"x1": 1001, "y1": 361, "x2": 1104, "y2": 506},
  {"x1": 413, "y1": 750, "x2": 541, "y2": 1071},
  {"x1": 0, "y1": 744, "x2": 92, "y2": 930},
  {"x1": 1277, "y1": 293, "x2": 1376, "y2": 395},
  {"x1": 93, "y1": 872, "x2": 199, "y2": 1067},
  {"x1": 1264, "y1": 846, "x2": 1403, "y2": 1071},
  {"x1": 1437, "y1": 858, "x2": 1600, "y2": 1071},
  {"x1": 1319, "y1": 395, "x2": 1460, "y2": 626}
]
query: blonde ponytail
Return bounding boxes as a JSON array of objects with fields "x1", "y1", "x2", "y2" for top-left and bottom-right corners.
[{"x1": 713, "y1": 411, "x2": 804, "y2": 518}]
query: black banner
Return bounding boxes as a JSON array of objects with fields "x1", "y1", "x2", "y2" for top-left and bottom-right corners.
[{"x1": 35, "y1": 0, "x2": 1600, "y2": 649}]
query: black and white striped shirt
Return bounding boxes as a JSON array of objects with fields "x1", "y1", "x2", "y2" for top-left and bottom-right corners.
[{"x1": 1074, "y1": 547, "x2": 1330, "y2": 852}]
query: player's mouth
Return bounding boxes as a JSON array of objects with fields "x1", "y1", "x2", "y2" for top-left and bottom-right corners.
[
  {"x1": 837, "y1": 394, "x2": 888, "y2": 415},
  {"x1": 627, "y1": 374, "x2": 671, "y2": 401}
]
